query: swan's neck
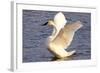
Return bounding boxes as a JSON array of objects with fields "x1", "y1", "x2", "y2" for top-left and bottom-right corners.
[
  {"x1": 49, "y1": 25, "x2": 60, "y2": 41},
  {"x1": 51, "y1": 26, "x2": 57, "y2": 36}
]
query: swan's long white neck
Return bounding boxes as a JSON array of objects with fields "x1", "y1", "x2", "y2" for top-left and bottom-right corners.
[{"x1": 49, "y1": 25, "x2": 61, "y2": 41}]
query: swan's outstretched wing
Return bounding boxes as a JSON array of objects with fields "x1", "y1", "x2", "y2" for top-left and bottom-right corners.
[
  {"x1": 48, "y1": 21, "x2": 83, "y2": 58},
  {"x1": 64, "y1": 21, "x2": 83, "y2": 32},
  {"x1": 52, "y1": 21, "x2": 83, "y2": 50},
  {"x1": 54, "y1": 12, "x2": 67, "y2": 28}
]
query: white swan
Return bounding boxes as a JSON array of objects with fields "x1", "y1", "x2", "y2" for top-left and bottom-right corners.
[{"x1": 42, "y1": 12, "x2": 83, "y2": 58}]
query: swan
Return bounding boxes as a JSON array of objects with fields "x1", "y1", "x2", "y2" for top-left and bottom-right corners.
[{"x1": 42, "y1": 12, "x2": 83, "y2": 58}]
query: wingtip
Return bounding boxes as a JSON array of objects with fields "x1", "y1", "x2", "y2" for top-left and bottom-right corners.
[
  {"x1": 76, "y1": 21, "x2": 82, "y2": 24},
  {"x1": 57, "y1": 12, "x2": 64, "y2": 15},
  {"x1": 76, "y1": 21, "x2": 83, "y2": 27}
]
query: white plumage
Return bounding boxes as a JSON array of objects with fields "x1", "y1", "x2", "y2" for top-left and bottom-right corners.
[
  {"x1": 44, "y1": 12, "x2": 83, "y2": 58},
  {"x1": 54, "y1": 12, "x2": 67, "y2": 29}
]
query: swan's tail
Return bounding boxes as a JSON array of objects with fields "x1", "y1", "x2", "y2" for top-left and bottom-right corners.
[{"x1": 67, "y1": 50, "x2": 76, "y2": 57}]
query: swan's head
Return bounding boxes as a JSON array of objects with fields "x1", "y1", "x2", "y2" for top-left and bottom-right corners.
[
  {"x1": 42, "y1": 20, "x2": 55, "y2": 27},
  {"x1": 48, "y1": 20, "x2": 55, "y2": 26}
]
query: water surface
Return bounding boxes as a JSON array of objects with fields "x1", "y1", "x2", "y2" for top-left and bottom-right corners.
[{"x1": 23, "y1": 10, "x2": 91, "y2": 62}]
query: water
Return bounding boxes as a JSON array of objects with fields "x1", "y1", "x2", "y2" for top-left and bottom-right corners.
[{"x1": 23, "y1": 10, "x2": 91, "y2": 62}]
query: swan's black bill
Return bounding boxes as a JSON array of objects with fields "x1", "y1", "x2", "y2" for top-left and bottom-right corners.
[
  {"x1": 66, "y1": 18, "x2": 72, "y2": 21},
  {"x1": 42, "y1": 22, "x2": 48, "y2": 26}
]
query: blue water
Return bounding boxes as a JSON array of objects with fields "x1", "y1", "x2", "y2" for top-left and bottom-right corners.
[{"x1": 23, "y1": 10, "x2": 91, "y2": 62}]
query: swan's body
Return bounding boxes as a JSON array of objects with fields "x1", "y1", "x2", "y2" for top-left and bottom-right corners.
[
  {"x1": 43, "y1": 12, "x2": 83, "y2": 58},
  {"x1": 47, "y1": 21, "x2": 83, "y2": 58}
]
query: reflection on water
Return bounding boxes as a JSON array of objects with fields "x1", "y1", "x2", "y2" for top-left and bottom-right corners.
[{"x1": 51, "y1": 56, "x2": 74, "y2": 61}]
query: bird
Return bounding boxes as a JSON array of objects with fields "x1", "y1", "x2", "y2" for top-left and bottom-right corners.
[{"x1": 42, "y1": 12, "x2": 83, "y2": 59}]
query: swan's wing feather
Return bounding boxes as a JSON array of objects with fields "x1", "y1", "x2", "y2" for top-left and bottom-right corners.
[
  {"x1": 52, "y1": 21, "x2": 83, "y2": 50},
  {"x1": 54, "y1": 12, "x2": 67, "y2": 28},
  {"x1": 64, "y1": 21, "x2": 83, "y2": 31}
]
